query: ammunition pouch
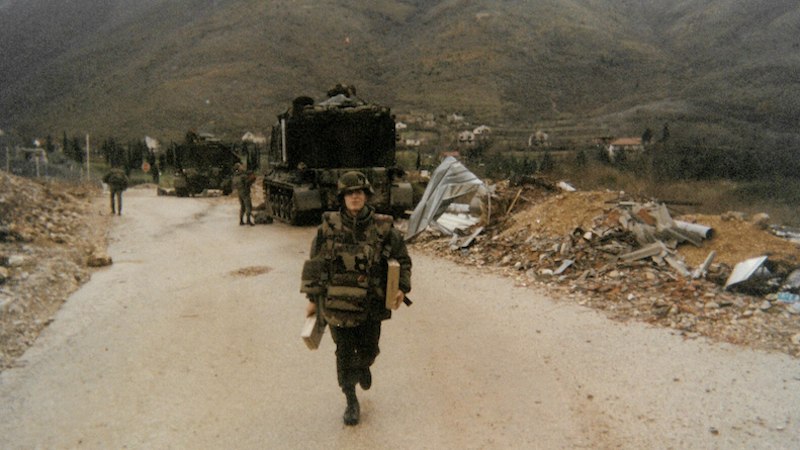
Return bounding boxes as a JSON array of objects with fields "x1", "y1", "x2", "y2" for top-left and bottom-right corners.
[
  {"x1": 322, "y1": 285, "x2": 368, "y2": 327},
  {"x1": 300, "y1": 258, "x2": 326, "y2": 295}
]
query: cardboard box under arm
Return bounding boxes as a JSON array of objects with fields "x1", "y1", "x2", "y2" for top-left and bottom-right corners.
[
  {"x1": 301, "y1": 314, "x2": 326, "y2": 350},
  {"x1": 385, "y1": 259, "x2": 401, "y2": 310}
]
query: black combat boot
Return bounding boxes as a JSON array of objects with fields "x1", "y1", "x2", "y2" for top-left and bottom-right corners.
[
  {"x1": 359, "y1": 368, "x2": 372, "y2": 390},
  {"x1": 343, "y1": 387, "x2": 360, "y2": 425}
]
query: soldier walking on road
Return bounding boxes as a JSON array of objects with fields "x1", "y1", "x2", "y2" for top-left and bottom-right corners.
[
  {"x1": 102, "y1": 167, "x2": 128, "y2": 216},
  {"x1": 233, "y1": 162, "x2": 256, "y2": 226},
  {"x1": 304, "y1": 171, "x2": 412, "y2": 426}
]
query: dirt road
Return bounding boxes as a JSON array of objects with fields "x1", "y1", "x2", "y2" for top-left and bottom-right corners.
[{"x1": 1, "y1": 189, "x2": 799, "y2": 449}]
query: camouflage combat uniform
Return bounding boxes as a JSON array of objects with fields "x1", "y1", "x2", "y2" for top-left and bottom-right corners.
[
  {"x1": 233, "y1": 165, "x2": 255, "y2": 225},
  {"x1": 308, "y1": 203, "x2": 411, "y2": 424},
  {"x1": 102, "y1": 168, "x2": 128, "y2": 215}
]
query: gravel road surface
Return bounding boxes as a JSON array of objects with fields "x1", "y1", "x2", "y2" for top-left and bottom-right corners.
[{"x1": 1, "y1": 189, "x2": 798, "y2": 449}]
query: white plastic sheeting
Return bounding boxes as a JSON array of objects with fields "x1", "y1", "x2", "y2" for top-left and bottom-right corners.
[{"x1": 405, "y1": 156, "x2": 486, "y2": 240}]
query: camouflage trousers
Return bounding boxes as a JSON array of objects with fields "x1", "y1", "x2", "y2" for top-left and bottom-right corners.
[
  {"x1": 109, "y1": 190, "x2": 123, "y2": 215},
  {"x1": 238, "y1": 194, "x2": 252, "y2": 221},
  {"x1": 330, "y1": 320, "x2": 382, "y2": 390}
]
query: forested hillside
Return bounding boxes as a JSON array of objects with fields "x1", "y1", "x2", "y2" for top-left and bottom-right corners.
[{"x1": 1, "y1": 0, "x2": 798, "y2": 151}]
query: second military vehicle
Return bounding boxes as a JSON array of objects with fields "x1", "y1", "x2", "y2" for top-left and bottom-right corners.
[
  {"x1": 172, "y1": 131, "x2": 241, "y2": 197},
  {"x1": 263, "y1": 84, "x2": 413, "y2": 224}
]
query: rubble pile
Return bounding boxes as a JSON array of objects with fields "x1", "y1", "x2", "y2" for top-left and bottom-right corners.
[
  {"x1": 411, "y1": 183, "x2": 800, "y2": 357},
  {"x1": 0, "y1": 172, "x2": 110, "y2": 369}
]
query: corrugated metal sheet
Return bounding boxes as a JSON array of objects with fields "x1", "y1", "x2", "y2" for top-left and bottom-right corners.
[{"x1": 405, "y1": 156, "x2": 485, "y2": 240}]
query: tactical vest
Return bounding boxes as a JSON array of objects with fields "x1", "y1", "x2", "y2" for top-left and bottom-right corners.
[{"x1": 319, "y1": 210, "x2": 393, "y2": 327}]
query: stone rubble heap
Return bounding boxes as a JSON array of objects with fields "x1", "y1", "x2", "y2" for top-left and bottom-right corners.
[
  {"x1": 0, "y1": 172, "x2": 110, "y2": 369},
  {"x1": 411, "y1": 182, "x2": 800, "y2": 357}
]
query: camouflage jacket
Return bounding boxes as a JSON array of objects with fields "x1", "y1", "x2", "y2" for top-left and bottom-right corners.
[
  {"x1": 307, "y1": 205, "x2": 411, "y2": 326},
  {"x1": 233, "y1": 170, "x2": 255, "y2": 195},
  {"x1": 102, "y1": 168, "x2": 128, "y2": 191}
]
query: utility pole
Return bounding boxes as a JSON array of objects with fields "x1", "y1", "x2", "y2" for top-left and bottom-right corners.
[
  {"x1": 1, "y1": 128, "x2": 6, "y2": 172},
  {"x1": 85, "y1": 133, "x2": 91, "y2": 181}
]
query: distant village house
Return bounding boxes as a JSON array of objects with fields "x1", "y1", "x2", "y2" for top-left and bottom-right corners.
[
  {"x1": 606, "y1": 137, "x2": 644, "y2": 162},
  {"x1": 473, "y1": 125, "x2": 491, "y2": 135},
  {"x1": 528, "y1": 130, "x2": 549, "y2": 148},
  {"x1": 448, "y1": 113, "x2": 465, "y2": 123},
  {"x1": 241, "y1": 132, "x2": 267, "y2": 145},
  {"x1": 458, "y1": 130, "x2": 475, "y2": 147}
]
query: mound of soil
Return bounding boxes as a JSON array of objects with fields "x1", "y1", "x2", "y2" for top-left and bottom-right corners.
[{"x1": 412, "y1": 182, "x2": 800, "y2": 357}]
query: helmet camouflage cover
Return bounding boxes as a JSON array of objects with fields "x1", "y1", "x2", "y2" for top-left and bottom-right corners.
[{"x1": 337, "y1": 171, "x2": 374, "y2": 196}]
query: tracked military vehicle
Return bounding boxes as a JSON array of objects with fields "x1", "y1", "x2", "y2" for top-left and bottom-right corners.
[
  {"x1": 172, "y1": 131, "x2": 240, "y2": 197},
  {"x1": 263, "y1": 84, "x2": 413, "y2": 224}
]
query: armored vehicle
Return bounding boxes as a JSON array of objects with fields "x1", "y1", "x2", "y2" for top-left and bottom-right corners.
[
  {"x1": 263, "y1": 84, "x2": 413, "y2": 224},
  {"x1": 172, "y1": 131, "x2": 240, "y2": 197}
]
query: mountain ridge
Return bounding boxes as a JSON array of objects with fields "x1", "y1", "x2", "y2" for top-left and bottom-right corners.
[{"x1": 1, "y1": 0, "x2": 798, "y2": 149}]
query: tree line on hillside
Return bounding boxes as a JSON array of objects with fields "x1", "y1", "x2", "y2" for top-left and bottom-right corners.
[
  {"x1": 461, "y1": 124, "x2": 800, "y2": 184},
  {"x1": 14, "y1": 122, "x2": 798, "y2": 189},
  {"x1": 46, "y1": 130, "x2": 259, "y2": 181}
]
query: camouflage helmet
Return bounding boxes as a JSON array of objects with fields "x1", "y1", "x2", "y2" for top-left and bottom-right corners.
[{"x1": 337, "y1": 171, "x2": 374, "y2": 196}]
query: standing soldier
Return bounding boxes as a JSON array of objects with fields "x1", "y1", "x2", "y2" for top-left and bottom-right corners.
[
  {"x1": 102, "y1": 167, "x2": 128, "y2": 216},
  {"x1": 233, "y1": 162, "x2": 256, "y2": 226},
  {"x1": 303, "y1": 171, "x2": 412, "y2": 426}
]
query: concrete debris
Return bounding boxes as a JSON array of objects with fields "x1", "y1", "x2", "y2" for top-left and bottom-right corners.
[
  {"x1": 783, "y1": 269, "x2": 800, "y2": 292},
  {"x1": 1, "y1": 172, "x2": 109, "y2": 370},
  {"x1": 435, "y1": 212, "x2": 481, "y2": 235},
  {"x1": 554, "y1": 259, "x2": 574, "y2": 275},
  {"x1": 557, "y1": 181, "x2": 576, "y2": 192},
  {"x1": 691, "y1": 251, "x2": 716, "y2": 279},
  {"x1": 410, "y1": 179, "x2": 800, "y2": 357},
  {"x1": 620, "y1": 242, "x2": 668, "y2": 262},
  {"x1": 675, "y1": 220, "x2": 714, "y2": 240},
  {"x1": 770, "y1": 225, "x2": 800, "y2": 245},
  {"x1": 449, "y1": 226, "x2": 484, "y2": 251}
]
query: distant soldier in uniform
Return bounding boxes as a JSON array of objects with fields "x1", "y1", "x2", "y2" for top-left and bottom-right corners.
[
  {"x1": 304, "y1": 171, "x2": 412, "y2": 426},
  {"x1": 233, "y1": 162, "x2": 256, "y2": 225},
  {"x1": 102, "y1": 167, "x2": 128, "y2": 215}
]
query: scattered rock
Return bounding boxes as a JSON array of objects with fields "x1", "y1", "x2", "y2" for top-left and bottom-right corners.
[
  {"x1": 7, "y1": 255, "x2": 26, "y2": 267},
  {"x1": 721, "y1": 211, "x2": 747, "y2": 221},
  {"x1": 87, "y1": 252, "x2": 112, "y2": 267},
  {"x1": 1, "y1": 172, "x2": 111, "y2": 371},
  {"x1": 751, "y1": 213, "x2": 770, "y2": 230}
]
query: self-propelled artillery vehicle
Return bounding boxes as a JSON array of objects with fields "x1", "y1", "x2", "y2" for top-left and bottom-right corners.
[
  {"x1": 263, "y1": 84, "x2": 413, "y2": 224},
  {"x1": 172, "y1": 131, "x2": 240, "y2": 197}
]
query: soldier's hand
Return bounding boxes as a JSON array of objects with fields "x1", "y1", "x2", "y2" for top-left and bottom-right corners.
[
  {"x1": 305, "y1": 301, "x2": 317, "y2": 317},
  {"x1": 393, "y1": 291, "x2": 405, "y2": 310}
]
